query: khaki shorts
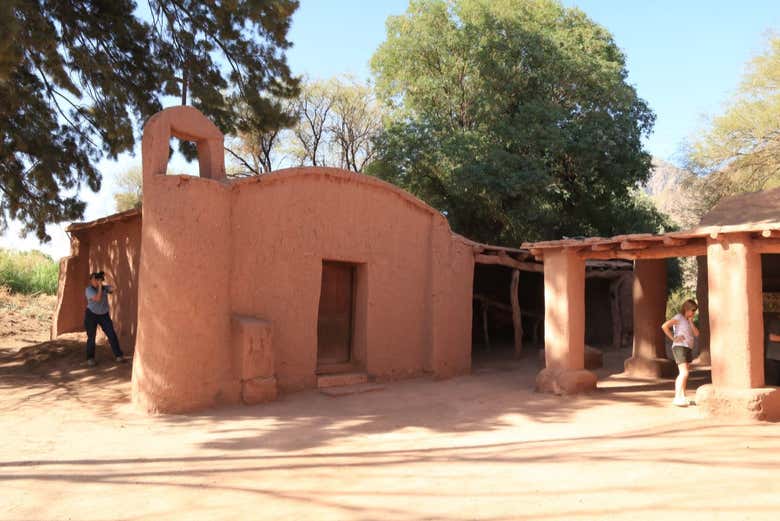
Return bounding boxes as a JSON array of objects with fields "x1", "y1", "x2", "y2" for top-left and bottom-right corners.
[{"x1": 672, "y1": 346, "x2": 692, "y2": 364}]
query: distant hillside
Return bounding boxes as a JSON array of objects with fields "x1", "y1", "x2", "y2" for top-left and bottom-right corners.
[{"x1": 644, "y1": 158, "x2": 698, "y2": 229}]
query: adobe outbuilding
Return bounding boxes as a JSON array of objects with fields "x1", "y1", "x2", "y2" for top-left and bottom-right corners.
[{"x1": 53, "y1": 106, "x2": 632, "y2": 414}]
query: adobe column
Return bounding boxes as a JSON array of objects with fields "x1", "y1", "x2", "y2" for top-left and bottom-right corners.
[
  {"x1": 536, "y1": 247, "x2": 597, "y2": 394},
  {"x1": 693, "y1": 256, "x2": 711, "y2": 365},
  {"x1": 695, "y1": 233, "x2": 780, "y2": 420},
  {"x1": 625, "y1": 259, "x2": 676, "y2": 378}
]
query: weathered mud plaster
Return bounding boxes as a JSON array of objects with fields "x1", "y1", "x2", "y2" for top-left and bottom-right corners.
[
  {"x1": 706, "y1": 234, "x2": 764, "y2": 389},
  {"x1": 536, "y1": 248, "x2": 597, "y2": 394},
  {"x1": 128, "y1": 106, "x2": 474, "y2": 413},
  {"x1": 625, "y1": 259, "x2": 676, "y2": 378},
  {"x1": 538, "y1": 345, "x2": 604, "y2": 370},
  {"x1": 695, "y1": 385, "x2": 780, "y2": 421},
  {"x1": 694, "y1": 233, "x2": 780, "y2": 419},
  {"x1": 694, "y1": 256, "x2": 711, "y2": 365}
]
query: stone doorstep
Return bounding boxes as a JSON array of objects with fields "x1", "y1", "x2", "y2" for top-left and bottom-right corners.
[
  {"x1": 319, "y1": 382, "x2": 386, "y2": 398},
  {"x1": 316, "y1": 371, "x2": 368, "y2": 389}
]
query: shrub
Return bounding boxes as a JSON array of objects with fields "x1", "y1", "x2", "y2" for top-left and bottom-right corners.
[{"x1": 0, "y1": 249, "x2": 59, "y2": 295}]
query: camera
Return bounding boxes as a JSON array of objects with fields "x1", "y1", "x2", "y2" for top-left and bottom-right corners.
[{"x1": 92, "y1": 271, "x2": 105, "y2": 281}]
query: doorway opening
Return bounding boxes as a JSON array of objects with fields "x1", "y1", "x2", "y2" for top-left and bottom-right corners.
[{"x1": 317, "y1": 260, "x2": 367, "y2": 374}]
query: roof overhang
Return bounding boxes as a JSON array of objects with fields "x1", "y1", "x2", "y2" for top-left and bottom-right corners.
[{"x1": 522, "y1": 223, "x2": 780, "y2": 261}]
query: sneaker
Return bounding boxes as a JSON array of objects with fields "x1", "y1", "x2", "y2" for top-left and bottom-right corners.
[
  {"x1": 115, "y1": 356, "x2": 125, "y2": 363},
  {"x1": 87, "y1": 358, "x2": 97, "y2": 367},
  {"x1": 672, "y1": 397, "x2": 688, "y2": 407}
]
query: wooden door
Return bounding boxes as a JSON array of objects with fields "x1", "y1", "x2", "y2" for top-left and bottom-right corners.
[{"x1": 317, "y1": 262, "x2": 355, "y2": 365}]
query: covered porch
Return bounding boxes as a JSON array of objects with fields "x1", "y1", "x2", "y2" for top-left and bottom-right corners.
[{"x1": 523, "y1": 215, "x2": 780, "y2": 420}]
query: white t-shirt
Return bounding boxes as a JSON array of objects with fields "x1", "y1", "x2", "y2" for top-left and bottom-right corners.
[{"x1": 672, "y1": 313, "x2": 694, "y2": 348}]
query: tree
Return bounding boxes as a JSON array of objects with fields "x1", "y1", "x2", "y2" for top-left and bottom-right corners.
[
  {"x1": 226, "y1": 98, "x2": 296, "y2": 175},
  {"x1": 1, "y1": 0, "x2": 299, "y2": 241},
  {"x1": 685, "y1": 33, "x2": 780, "y2": 216},
  {"x1": 229, "y1": 77, "x2": 384, "y2": 174},
  {"x1": 290, "y1": 80, "x2": 335, "y2": 167},
  {"x1": 113, "y1": 166, "x2": 143, "y2": 212},
  {"x1": 330, "y1": 79, "x2": 383, "y2": 172},
  {"x1": 369, "y1": 0, "x2": 668, "y2": 245}
]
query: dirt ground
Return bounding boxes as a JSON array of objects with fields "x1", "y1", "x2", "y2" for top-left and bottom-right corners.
[{"x1": 2, "y1": 293, "x2": 780, "y2": 521}]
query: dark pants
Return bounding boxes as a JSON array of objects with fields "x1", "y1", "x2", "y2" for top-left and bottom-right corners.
[{"x1": 84, "y1": 309, "x2": 123, "y2": 359}]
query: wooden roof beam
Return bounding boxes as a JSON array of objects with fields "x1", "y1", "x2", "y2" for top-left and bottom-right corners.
[
  {"x1": 475, "y1": 253, "x2": 544, "y2": 272},
  {"x1": 620, "y1": 240, "x2": 650, "y2": 250},
  {"x1": 584, "y1": 242, "x2": 706, "y2": 260},
  {"x1": 753, "y1": 238, "x2": 780, "y2": 254},
  {"x1": 663, "y1": 237, "x2": 688, "y2": 246}
]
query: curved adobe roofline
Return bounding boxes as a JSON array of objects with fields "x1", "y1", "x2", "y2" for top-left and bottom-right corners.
[{"x1": 229, "y1": 166, "x2": 456, "y2": 232}]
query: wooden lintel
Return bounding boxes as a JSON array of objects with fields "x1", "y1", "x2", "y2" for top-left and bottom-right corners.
[
  {"x1": 663, "y1": 237, "x2": 688, "y2": 246},
  {"x1": 753, "y1": 239, "x2": 780, "y2": 254},
  {"x1": 586, "y1": 260, "x2": 632, "y2": 269},
  {"x1": 583, "y1": 243, "x2": 706, "y2": 260},
  {"x1": 620, "y1": 240, "x2": 650, "y2": 250},
  {"x1": 586, "y1": 269, "x2": 632, "y2": 279},
  {"x1": 475, "y1": 253, "x2": 543, "y2": 272},
  {"x1": 579, "y1": 250, "x2": 634, "y2": 261}
]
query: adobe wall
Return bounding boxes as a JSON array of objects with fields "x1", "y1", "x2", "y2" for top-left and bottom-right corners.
[
  {"x1": 131, "y1": 106, "x2": 474, "y2": 413},
  {"x1": 52, "y1": 234, "x2": 89, "y2": 337},
  {"x1": 133, "y1": 108, "x2": 234, "y2": 412},
  {"x1": 52, "y1": 214, "x2": 142, "y2": 350},
  {"x1": 229, "y1": 169, "x2": 474, "y2": 392}
]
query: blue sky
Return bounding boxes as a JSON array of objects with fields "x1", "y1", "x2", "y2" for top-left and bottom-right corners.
[{"x1": 3, "y1": 0, "x2": 779, "y2": 258}]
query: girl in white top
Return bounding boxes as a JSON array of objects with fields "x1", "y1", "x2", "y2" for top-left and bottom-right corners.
[{"x1": 662, "y1": 299, "x2": 700, "y2": 407}]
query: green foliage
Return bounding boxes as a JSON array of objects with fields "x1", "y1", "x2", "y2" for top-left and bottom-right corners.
[
  {"x1": 369, "y1": 0, "x2": 668, "y2": 245},
  {"x1": 686, "y1": 33, "x2": 780, "y2": 216},
  {"x1": 0, "y1": 249, "x2": 59, "y2": 295},
  {"x1": 1, "y1": 0, "x2": 299, "y2": 241},
  {"x1": 666, "y1": 287, "x2": 696, "y2": 321},
  {"x1": 113, "y1": 166, "x2": 143, "y2": 212}
]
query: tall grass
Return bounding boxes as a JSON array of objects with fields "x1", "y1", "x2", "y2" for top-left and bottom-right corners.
[{"x1": 0, "y1": 249, "x2": 59, "y2": 295}]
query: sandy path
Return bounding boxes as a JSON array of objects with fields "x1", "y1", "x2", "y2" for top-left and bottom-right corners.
[{"x1": 1, "y1": 342, "x2": 779, "y2": 521}]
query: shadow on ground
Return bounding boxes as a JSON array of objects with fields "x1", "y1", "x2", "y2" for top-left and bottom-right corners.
[
  {"x1": 0, "y1": 339, "x2": 713, "y2": 452},
  {"x1": 0, "y1": 336, "x2": 132, "y2": 415},
  {"x1": 150, "y1": 345, "x2": 713, "y2": 453}
]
